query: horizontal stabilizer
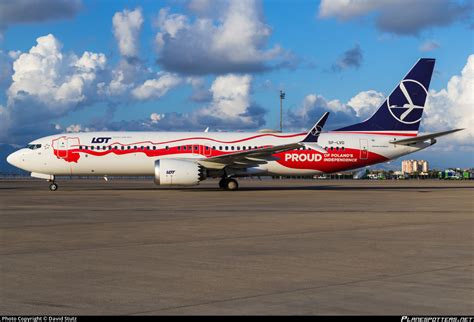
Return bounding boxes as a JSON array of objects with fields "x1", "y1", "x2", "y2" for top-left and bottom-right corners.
[{"x1": 390, "y1": 128, "x2": 463, "y2": 145}]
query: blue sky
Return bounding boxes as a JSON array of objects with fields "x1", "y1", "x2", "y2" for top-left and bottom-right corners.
[{"x1": 0, "y1": 0, "x2": 473, "y2": 168}]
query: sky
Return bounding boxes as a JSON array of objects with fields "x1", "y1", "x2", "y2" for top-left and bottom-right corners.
[{"x1": 0, "y1": 0, "x2": 473, "y2": 168}]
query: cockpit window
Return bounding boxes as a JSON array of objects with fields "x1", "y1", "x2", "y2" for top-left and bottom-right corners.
[{"x1": 26, "y1": 144, "x2": 42, "y2": 150}]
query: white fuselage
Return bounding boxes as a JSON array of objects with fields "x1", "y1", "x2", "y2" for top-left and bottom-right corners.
[{"x1": 7, "y1": 131, "x2": 429, "y2": 178}]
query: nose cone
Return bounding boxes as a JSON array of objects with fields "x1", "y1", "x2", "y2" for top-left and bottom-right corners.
[{"x1": 6, "y1": 151, "x2": 21, "y2": 168}]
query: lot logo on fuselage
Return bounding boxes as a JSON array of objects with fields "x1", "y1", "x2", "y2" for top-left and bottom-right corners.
[
  {"x1": 92, "y1": 137, "x2": 112, "y2": 143},
  {"x1": 387, "y1": 79, "x2": 428, "y2": 125},
  {"x1": 166, "y1": 170, "x2": 175, "y2": 175}
]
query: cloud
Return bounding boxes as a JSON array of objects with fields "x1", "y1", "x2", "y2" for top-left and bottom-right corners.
[
  {"x1": 286, "y1": 94, "x2": 359, "y2": 131},
  {"x1": 66, "y1": 124, "x2": 89, "y2": 133},
  {"x1": 318, "y1": 0, "x2": 472, "y2": 35},
  {"x1": 7, "y1": 34, "x2": 106, "y2": 111},
  {"x1": 422, "y1": 54, "x2": 474, "y2": 145},
  {"x1": 186, "y1": 77, "x2": 212, "y2": 102},
  {"x1": 131, "y1": 73, "x2": 182, "y2": 100},
  {"x1": 331, "y1": 43, "x2": 363, "y2": 72},
  {"x1": 154, "y1": 0, "x2": 290, "y2": 75},
  {"x1": 0, "y1": 0, "x2": 81, "y2": 26},
  {"x1": 91, "y1": 74, "x2": 266, "y2": 132},
  {"x1": 347, "y1": 90, "x2": 385, "y2": 119},
  {"x1": 0, "y1": 34, "x2": 107, "y2": 143},
  {"x1": 0, "y1": 50, "x2": 15, "y2": 87},
  {"x1": 112, "y1": 8, "x2": 144, "y2": 59},
  {"x1": 419, "y1": 40, "x2": 441, "y2": 52},
  {"x1": 150, "y1": 113, "x2": 164, "y2": 123}
]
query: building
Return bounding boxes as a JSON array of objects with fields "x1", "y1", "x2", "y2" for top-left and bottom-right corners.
[{"x1": 402, "y1": 160, "x2": 429, "y2": 174}]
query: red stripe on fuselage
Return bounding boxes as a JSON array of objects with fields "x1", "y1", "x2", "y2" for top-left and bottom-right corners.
[{"x1": 53, "y1": 145, "x2": 388, "y2": 173}]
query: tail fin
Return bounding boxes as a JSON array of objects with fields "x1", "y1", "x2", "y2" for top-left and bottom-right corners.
[{"x1": 335, "y1": 58, "x2": 435, "y2": 135}]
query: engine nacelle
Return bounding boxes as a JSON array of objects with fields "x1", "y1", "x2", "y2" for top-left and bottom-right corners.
[{"x1": 154, "y1": 159, "x2": 206, "y2": 185}]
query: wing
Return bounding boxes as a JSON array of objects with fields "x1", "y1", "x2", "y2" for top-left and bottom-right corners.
[{"x1": 198, "y1": 112, "x2": 330, "y2": 170}]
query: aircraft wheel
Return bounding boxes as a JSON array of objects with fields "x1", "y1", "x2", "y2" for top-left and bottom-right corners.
[
  {"x1": 218, "y1": 178, "x2": 227, "y2": 189},
  {"x1": 49, "y1": 183, "x2": 58, "y2": 191},
  {"x1": 225, "y1": 179, "x2": 239, "y2": 191}
]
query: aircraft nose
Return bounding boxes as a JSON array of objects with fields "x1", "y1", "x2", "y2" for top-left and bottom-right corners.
[{"x1": 6, "y1": 151, "x2": 21, "y2": 168}]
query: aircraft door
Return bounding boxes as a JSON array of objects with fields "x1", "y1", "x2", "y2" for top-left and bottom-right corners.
[
  {"x1": 202, "y1": 145, "x2": 212, "y2": 157},
  {"x1": 359, "y1": 139, "x2": 369, "y2": 160}
]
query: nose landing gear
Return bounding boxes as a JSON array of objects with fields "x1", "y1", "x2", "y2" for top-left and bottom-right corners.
[
  {"x1": 49, "y1": 182, "x2": 58, "y2": 191},
  {"x1": 218, "y1": 178, "x2": 239, "y2": 191}
]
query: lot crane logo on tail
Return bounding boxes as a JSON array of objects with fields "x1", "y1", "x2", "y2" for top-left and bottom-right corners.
[{"x1": 387, "y1": 79, "x2": 428, "y2": 125}]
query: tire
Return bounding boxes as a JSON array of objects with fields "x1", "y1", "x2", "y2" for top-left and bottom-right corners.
[
  {"x1": 218, "y1": 178, "x2": 227, "y2": 189},
  {"x1": 49, "y1": 183, "x2": 58, "y2": 191},
  {"x1": 226, "y1": 179, "x2": 239, "y2": 191}
]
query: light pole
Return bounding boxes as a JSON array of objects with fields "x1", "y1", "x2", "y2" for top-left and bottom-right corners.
[{"x1": 280, "y1": 90, "x2": 285, "y2": 132}]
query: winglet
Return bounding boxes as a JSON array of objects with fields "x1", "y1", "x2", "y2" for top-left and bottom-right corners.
[{"x1": 302, "y1": 112, "x2": 330, "y2": 143}]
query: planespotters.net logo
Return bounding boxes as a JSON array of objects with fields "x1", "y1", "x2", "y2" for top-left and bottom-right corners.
[{"x1": 402, "y1": 317, "x2": 473, "y2": 322}]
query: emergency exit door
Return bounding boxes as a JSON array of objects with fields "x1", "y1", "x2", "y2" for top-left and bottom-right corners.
[{"x1": 359, "y1": 139, "x2": 369, "y2": 160}]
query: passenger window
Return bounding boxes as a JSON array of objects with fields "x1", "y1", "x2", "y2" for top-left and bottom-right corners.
[
  {"x1": 121, "y1": 146, "x2": 124, "y2": 150},
  {"x1": 219, "y1": 146, "x2": 222, "y2": 150},
  {"x1": 330, "y1": 147, "x2": 334, "y2": 151},
  {"x1": 212, "y1": 146, "x2": 216, "y2": 150},
  {"x1": 194, "y1": 146, "x2": 198, "y2": 151},
  {"x1": 225, "y1": 146, "x2": 229, "y2": 151},
  {"x1": 91, "y1": 146, "x2": 94, "y2": 150},
  {"x1": 341, "y1": 147, "x2": 345, "y2": 151},
  {"x1": 164, "y1": 146, "x2": 167, "y2": 150},
  {"x1": 336, "y1": 147, "x2": 339, "y2": 151},
  {"x1": 243, "y1": 146, "x2": 246, "y2": 150},
  {"x1": 177, "y1": 146, "x2": 181, "y2": 151},
  {"x1": 231, "y1": 146, "x2": 234, "y2": 151},
  {"x1": 205, "y1": 146, "x2": 209, "y2": 150},
  {"x1": 127, "y1": 146, "x2": 131, "y2": 150}
]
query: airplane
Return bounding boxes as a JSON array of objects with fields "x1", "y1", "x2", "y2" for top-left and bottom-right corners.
[{"x1": 6, "y1": 58, "x2": 462, "y2": 191}]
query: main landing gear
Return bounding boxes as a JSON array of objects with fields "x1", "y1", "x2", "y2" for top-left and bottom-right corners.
[
  {"x1": 48, "y1": 181, "x2": 58, "y2": 191},
  {"x1": 219, "y1": 178, "x2": 239, "y2": 191}
]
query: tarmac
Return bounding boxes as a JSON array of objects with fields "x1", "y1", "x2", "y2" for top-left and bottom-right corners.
[{"x1": 0, "y1": 178, "x2": 473, "y2": 315}]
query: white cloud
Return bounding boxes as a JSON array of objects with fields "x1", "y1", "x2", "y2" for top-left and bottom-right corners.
[
  {"x1": 287, "y1": 94, "x2": 358, "y2": 130},
  {"x1": 66, "y1": 124, "x2": 88, "y2": 133},
  {"x1": 154, "y1": 0, "x2": 288, "y2": 74},
  {"x1": 198, "y1": 74, "x2": 254, "y2": 122},
  {"x1": 347, "y1": 90, "x2": 385, "y2": 119},
  {"x1": 0, "y1": 34, "x2": 107, "y2": 142},
  {"x1": 104, "y1": 74, "x2": 265, "y2": 131},
  {"x1": 7, "y1": 34, "x2": 106, "y2": 112},
  {"x1": 150, "y1": 113, "x2": 164, "y2": 123},
  {"x1": 112, "y1": 8, "x2": 143, "y2": 59},
  {"x1": 419, "y1": 40, "x2": 441, "y2": 52},
  {"x1": 423, "y1": 54, "x2": 474, "y2": 144},
  {"x1": 132, "y1": 73, "x2": 182, "y2": 100}
]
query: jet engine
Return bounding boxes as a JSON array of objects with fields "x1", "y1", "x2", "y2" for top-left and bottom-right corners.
[{"x1": 154, "y1": 159, "x2": 206, "y2": 185}]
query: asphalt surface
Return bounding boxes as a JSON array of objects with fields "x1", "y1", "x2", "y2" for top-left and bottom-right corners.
[{"x1": 0, "y1": 178, "x2": 473, "y2": 315}]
